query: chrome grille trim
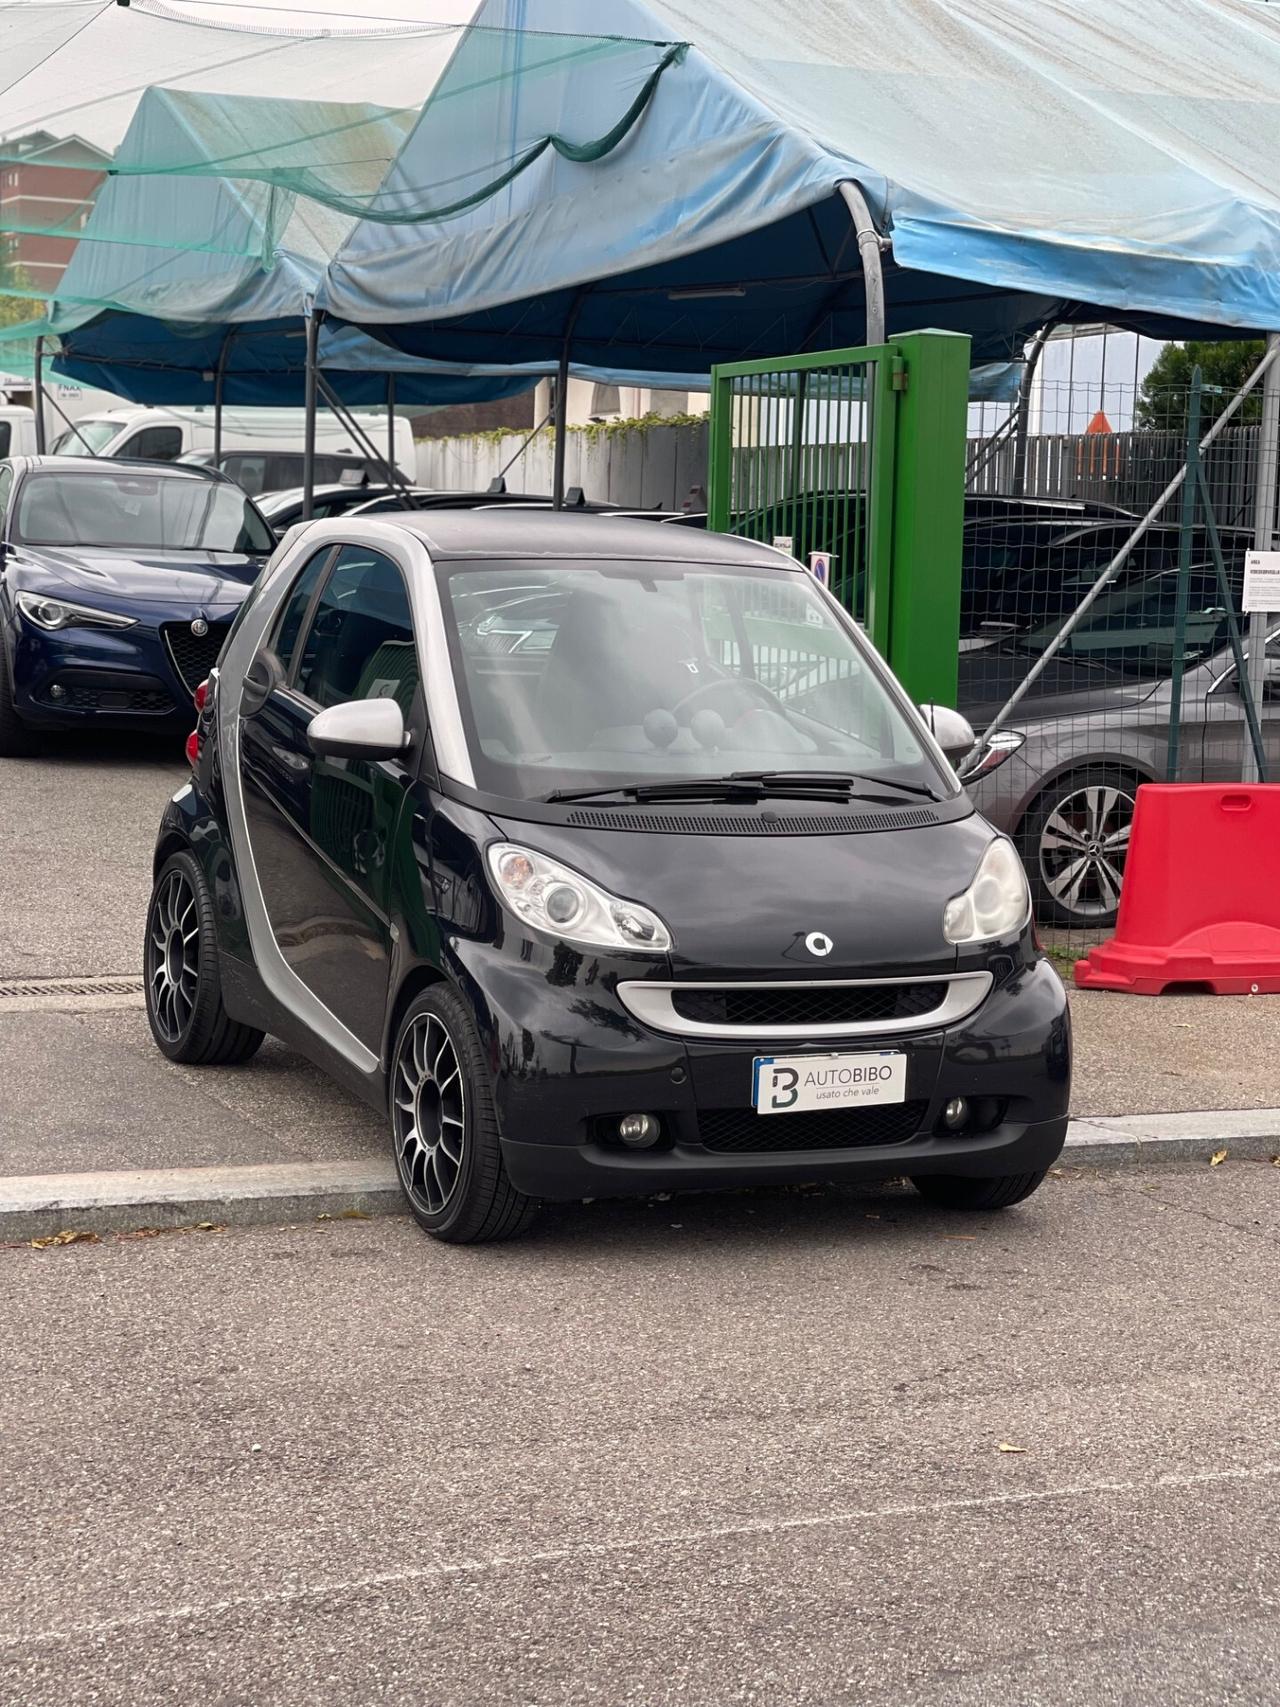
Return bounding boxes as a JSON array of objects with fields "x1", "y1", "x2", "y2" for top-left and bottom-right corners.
[{"x1": 615, "y1": 971, "x2": 994, "y2": 1040}]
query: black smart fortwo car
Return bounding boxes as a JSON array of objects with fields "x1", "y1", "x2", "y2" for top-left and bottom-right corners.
[{"x1": 144, "y1": 513, "x2": 1070, "y2": 1243}]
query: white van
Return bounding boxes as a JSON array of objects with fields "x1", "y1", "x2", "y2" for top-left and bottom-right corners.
[
  {"x1": 0, "y1": 405, "x2": 39, "y2": 460},
  {"x1": 47, "y1": 405, "x2": 416, "y2": 488}
]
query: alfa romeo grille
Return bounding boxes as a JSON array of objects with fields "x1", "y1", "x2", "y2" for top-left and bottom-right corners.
[{"x1": 162, "y1": 620, "x2": 231, "y2": 697}]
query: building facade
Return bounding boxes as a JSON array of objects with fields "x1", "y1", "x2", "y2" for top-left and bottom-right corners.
[{"x1": 0, "y1": 130, "x2": 110, "y2": 296}]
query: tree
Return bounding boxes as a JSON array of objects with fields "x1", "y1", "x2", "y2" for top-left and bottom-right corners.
[{"x1": 1134, "y1": 339, "x2": 1265, "y2": 432}]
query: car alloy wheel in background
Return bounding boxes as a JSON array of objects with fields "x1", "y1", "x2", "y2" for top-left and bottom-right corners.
[
  {"x1": 147, "y1": 863, "x2": 199, "y2": 1045},
  {"x1": 1020, "y1": 767, "x2": 1138, "y2": 928},
  {"x1": 143, "y1": 850, "x2": 264, "y2": 1065}
]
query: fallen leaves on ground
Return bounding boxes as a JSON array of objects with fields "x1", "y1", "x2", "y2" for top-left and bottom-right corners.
[
  {"x1": 997, "y1": 1442, "x2": 1027, "y2": 1454},
  {"x1": 30, "y1": 1228, "x2": 99, "y2": 1249},
  {"x1": 1209, "y1": 1149, "x2": 1228, "y2": 1167},
  {"x1": 317, "y1": 1208, "x2": 371, "y2": 1222},
  {"x1": 1271, "y1": 1155, "x2": 1280, "y2": 1168}
]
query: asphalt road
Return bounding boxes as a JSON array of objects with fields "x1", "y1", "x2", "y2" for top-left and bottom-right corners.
[{"x1": 3, "y1": 1164, "x2": 1280, "y2": 1705}]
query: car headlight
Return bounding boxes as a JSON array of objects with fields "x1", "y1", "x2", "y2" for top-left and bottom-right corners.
[
  {"x1": 958, "y1": 728, "x2": 1025, "y2": 784},
  {"x1": 15, "y1": 591, "x2": 137, "y2": 632},
  {"x1": 943, "y1": 837, "x2": 1031, "y2": 944},
  {"x1": 487, "y1": 842, "x2": 672, "y2": 952}
]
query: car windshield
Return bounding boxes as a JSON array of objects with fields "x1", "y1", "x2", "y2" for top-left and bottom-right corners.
[
  {"x1": 49, "y1": 419, "x2": 119, "y2": 456},
  {"x1": 1020, "y1": 568, "x2": 1240, "y2": 676},
  {"x1": 436, "y1": 560, "x2": 952, "y2": 801},
  {"x1": 14, "y1": 469, "x2": 274, "y2": 553}
]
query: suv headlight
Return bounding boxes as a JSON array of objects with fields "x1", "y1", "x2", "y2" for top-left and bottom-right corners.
[
  {"x1": 958, "y1": 728, "x2": 1025, "y2": 784},
  {"x1": 487, "y1": 842, "x2": 672, "y2": 953},
  {"x1": 943, "y1": 837, "x2": 1031, "y2": 944},
  {"x1": 15, "y1": 591, "x2": 137, "y2": 632}
]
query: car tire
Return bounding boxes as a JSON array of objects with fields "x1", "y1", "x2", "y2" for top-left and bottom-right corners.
[
  {"x1": 144, "y1": 849, "x2": 265, "y2": 1065},
  {"x1": 389, "y1": 985, "x2": 537, "y2": 1244},
  {"x1": 910, "y1": 1171, "x2": 1047, "y2": 1211},
  {"x1": 1018, "y1": 766, "x2": 1139, "y2": 929},
  {"x1": 0, "y1": 644, "x2": 38, "y2": 757}
]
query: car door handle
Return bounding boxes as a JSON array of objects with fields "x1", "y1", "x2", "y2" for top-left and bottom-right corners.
[{"x1": 241, "y1": 649, "x2": 284, "y2": 718}]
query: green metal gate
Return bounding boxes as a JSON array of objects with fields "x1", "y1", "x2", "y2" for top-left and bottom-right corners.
[{"x1": 706, "y1": 330, "x2": 970, "y2": 707}]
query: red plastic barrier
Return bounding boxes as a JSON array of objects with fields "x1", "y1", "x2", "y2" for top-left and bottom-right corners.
[{"x1": 1074, "y1": 784, "x2": 1280, "y2": 995}]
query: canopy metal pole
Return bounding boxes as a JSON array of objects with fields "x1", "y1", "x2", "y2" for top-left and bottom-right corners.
[
  {"x1": 1011, "y1": 322, "x2": 1053, "y2": 497},
  {"x1": 33, "y1": 336, "x2": 46, "y2": 453},
  {"x1": 302, "y1": 309, "x2": 321, "y2": 521},
  {"x1": 552, "y1": 293, "x2": 586, "y2": 510},
  {"x1": 838, "y1": 182, "x2": 886, "y2": 347},
  {"x1": 315, "y1": 372, "x2": 417, "y2": 507},
  {"x1": 1243, "y1": 332, "x2": 1280, "y2": 783},
  {"x1": 386, "y1": 373, "x2": 397, "y2": 480},
  {"x1": 213, "y1": 331, "x2": 233, "y2": 462}
]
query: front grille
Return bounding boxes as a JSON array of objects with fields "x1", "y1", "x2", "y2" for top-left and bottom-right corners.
[
  {"x1": 162, "y1": 620, "x2": 231, "y2": 697},
  {"x1": 672, "y1": 982, "x2": 948, "y2": 1029},
  {"x1": 698, "y1": 1100, "x2": 928, "y2": 1153}
]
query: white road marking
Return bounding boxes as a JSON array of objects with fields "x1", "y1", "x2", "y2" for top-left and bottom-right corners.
[{"x1": 5, "y1": 1460, "x2": 1280, "y2": 1652}]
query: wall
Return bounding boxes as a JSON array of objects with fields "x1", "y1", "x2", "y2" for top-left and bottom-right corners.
[{"x1": 416, "y1": 417, "x2": 709, "y2": 508}]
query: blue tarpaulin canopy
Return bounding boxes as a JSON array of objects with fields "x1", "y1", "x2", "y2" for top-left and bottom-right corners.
[
  {"x1": 45, "y1": 86, "x2": 534, "y2": 407},
  {"x1": 321, "y1": 0, "x2": 1280, "y2": 374}
]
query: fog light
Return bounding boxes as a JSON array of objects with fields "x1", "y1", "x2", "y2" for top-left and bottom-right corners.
[
  {"x1": 618, "y1": 1113, "x2": 660, "y2": 1149},
  {"x1": 943, "y1": 1097, "x2": 970, "y2": 1132},
  {"x1": 49, "y1": 682, "x2": 66, "y2": 700}
]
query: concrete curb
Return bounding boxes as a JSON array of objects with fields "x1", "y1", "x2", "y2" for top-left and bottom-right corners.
[
  {"x1": 2, "y1": 1112, "x2": 1278, "y2": 1242},
  {"x1": 0, "y1": 1159, "x2": 402, "y2": 1243}
]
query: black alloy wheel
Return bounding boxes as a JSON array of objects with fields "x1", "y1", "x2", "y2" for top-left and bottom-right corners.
[
  {"x1": 389, "y1": 985, "x2": 536, "y2": 1244},
  {"x1": 911, "y1": 1171, "x2": 1048, "y2": 1210},
  {"x1": 144, "y1": 850, "x2": 264, "y2": 1065}
]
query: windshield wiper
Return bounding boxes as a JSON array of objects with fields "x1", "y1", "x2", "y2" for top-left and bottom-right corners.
[
  {"x1": 728, "y1": 769, "x2": 943, "y2": 802},
  {"x1": 545, "y1": 776, "x2": 767, "y2": 804}
]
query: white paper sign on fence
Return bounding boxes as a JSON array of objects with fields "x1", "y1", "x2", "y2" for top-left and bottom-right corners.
[{"x1": 1244, "y1": 551, "x2": 1280, "y2": 613}]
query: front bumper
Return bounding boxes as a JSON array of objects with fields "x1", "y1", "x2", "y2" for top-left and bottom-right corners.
[
  {"x1": 10, "y1": 613, "x2": 226, "y2": 731},
  {"x1": 460, "y1": 944, "x2": 1070, "y2": 1202}
]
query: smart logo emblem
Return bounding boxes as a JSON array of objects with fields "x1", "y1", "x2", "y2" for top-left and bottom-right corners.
[{"x1": 804, "y1": 930, "x2": 834, "y2": 957}]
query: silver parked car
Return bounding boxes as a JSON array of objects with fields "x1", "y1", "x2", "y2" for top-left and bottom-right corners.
[{"x1": 960, "y1": 567, "x2": 1274, "y2": 928}]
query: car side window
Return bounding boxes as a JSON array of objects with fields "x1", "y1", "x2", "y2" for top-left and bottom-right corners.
[
  {"x1": 293, "y1": 545, "x2": 418, "y2": 715},
  {"x1": 0, "y1": 464, "x2": 13, "y2": 532},
  {"x1": 117, "y1": 425, "x2": 183, "y2": 462},
  {"x1": 221, "y1": 454, "x2": 267, "y2": 495},
  {"x1": 271, "y1": 547, "x2": 333, "y2": 676}
]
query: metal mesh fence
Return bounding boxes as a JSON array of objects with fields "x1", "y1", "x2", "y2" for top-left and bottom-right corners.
[{"x1": 960, "y1": 358, "x2": 1278, "y2": 954}]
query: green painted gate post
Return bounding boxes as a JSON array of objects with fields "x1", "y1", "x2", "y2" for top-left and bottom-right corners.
[{"x1": 885, "y1": 330, "x2": 970, "y2": 707}]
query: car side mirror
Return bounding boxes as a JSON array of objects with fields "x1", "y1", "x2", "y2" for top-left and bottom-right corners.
[
  {"x1": 919, "y1": 702, "x2": 976, "y2": 765},
  {"x1": 307, "y1": 698, "x2": 409, "y2": 761}
]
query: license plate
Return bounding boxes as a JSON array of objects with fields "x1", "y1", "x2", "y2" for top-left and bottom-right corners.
[{"x1": 751, "y1": 1051, "x2": 906, "y2": 1115}]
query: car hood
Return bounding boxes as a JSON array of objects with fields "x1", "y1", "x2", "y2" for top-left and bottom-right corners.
[
  {"x1": 491, "y1": 803, "x2": 993, "y2": 975},
  {"x1": 957, "y1": 644, "x2": 1161, "y2": 731},
  {"x1": 11, "y1": 545, "x2": 262, "y2": 613}
]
